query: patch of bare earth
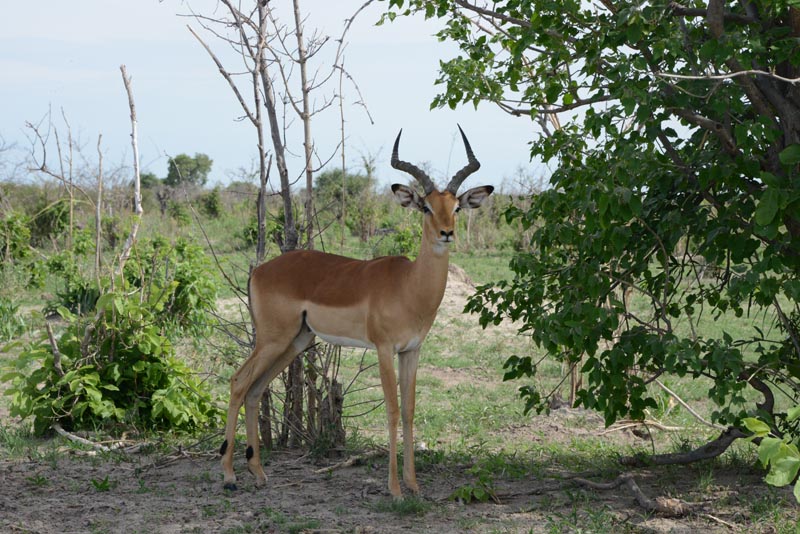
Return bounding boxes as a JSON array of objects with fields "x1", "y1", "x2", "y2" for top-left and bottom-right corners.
[{"x1": 1, "y1": 265, "x2": 796, "y2": 533}]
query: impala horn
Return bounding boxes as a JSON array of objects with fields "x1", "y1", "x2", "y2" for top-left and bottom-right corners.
[
  {"x1": 391, "y1": 129, "x2": 436, "y2": 196},
  {"x1": 445, "y1": 124, "x2": 481, "y2": 194}
]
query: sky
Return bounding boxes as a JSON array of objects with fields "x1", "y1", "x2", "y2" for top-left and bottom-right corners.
[{"x1": 0, "y1": 1, "x2": 544, "y2": 192}]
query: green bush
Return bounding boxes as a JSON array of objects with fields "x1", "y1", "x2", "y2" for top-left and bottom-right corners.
[
  {"x1": 372, "y1": 224, "x2": 419, "y2": 258},
  {"x1": 2, "y1": 291, "x2": 221, "y2": 436},
  {"x1": 30, "y1": 199, "x2": 69, "y2": 247},
  {"x1": 238, "y1": 215, "x2": 284, "y2": 251},
  {"x1": 0, "y1": 213, "x2": 32, "y2": 263},
  {"x1": 0, "y1": 297, "x2": 26, "y2": 342},
  {"x1": 200, "y1": 187, "x2": 222, "y2": 219},
  {"x1": 168, "y1": 201, "x2": 191, "y2": 226},
  {"x1": 124, "y1": 237, "x2": 218, "y2": 335},
  {"x1": 41, "y1": 252, "x2": 100, "y2": 316}
]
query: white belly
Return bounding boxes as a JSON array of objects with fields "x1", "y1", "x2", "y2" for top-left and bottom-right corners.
[{"x1": 306, "y1": 320, "x2": 376, "y2": 350}]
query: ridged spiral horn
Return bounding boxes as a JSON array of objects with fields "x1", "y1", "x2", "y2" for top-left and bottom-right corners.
[
  {"x1": 445, "y1": 124, "x2": 481, "y2": 194},
  {"x1": 390, "y1": 129, "x2": 436, "y2": 196}
]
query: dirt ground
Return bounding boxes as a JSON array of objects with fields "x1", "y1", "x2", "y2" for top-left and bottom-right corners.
[
  {"x1": 1, "y1": 266, "x2": 796, "y2": 533},
  {"x1": 0, "y1": 418, "x2": 792, "y2": 534}
]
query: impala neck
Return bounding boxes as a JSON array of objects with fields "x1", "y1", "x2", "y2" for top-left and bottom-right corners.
[{"x1": 410, "y1": 231, "x2": 450, "y2": 312}]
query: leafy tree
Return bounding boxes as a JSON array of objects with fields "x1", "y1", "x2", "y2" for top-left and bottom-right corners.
[
  {"x1": 200, "y1": 186, "x2": 222, "y2": 218},
  {"x1": 315, "y1": 168, "x2": 371, "y2": 203},
  {"x1": 165, "y1": 153, "x2": 213, "y2": 187},
  {"x1": 140, "y1": 171, "x2": 162, "y2": 189},
  {"x1": 388, "y1": 1, "x2": 800, "y2": 458},
  {"x1": 315, "y1": 168, "x2": 379, "y2": 240}
]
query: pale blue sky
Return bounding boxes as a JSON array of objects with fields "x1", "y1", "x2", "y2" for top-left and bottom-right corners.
[{"x1": 0, "y1": 1, "x2": 543, "y2": 191}]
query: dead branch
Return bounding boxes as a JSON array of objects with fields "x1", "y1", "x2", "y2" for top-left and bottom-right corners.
[
  {"x1": 52, "y1": 423, "x2": 134, "y2": 453},
  {"x1": 117, "y1": 65, "x2": 143, "y2": 275},
  {"x1": 45, "y1": 323, "x2": 65, "y2": 378},
  {"x1": 312, "y1": 448, "x2": 386, "y2": 474},
  {"x1": 95, "y1": 134, "x2": 103, "y2": 284},
  {"x1": 572, "y1": 473, "x2": 701, "y2": 517},
  {"x1": 653, "y1": 378, "x2": 726, "y2": 431},
  {"x1": 620, "y1": 426, "x2": 748, "y2": 467},
  {"x1": 599, "y1": 419, "x2": 684, "y2": 435}
]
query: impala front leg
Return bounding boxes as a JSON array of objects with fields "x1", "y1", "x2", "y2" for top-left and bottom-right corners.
[
  {"x1": 377, "y1": 345, "x2": 402, "y2": 498},
  {"x1": 399, "y1": 347, "x2": 420, "y2": 494}
]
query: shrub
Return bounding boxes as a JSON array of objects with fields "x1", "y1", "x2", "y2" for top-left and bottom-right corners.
[
  {"x1": 2, "y1": 291, "x2": 221, "y2": 436},
  {"x1": 123, "y1": 237, "x2": 218, "y2": 335},
  {"x1": 30, "y1": 199, "x2": 69, "y2": 247},
  {"x1": 0, "y1": 297, "x2": 26, "y2": 342},
  {"x1": 200, "y1": 187, "x2": 222, "y2": 219},
  {"x1": 0, "y1": 213, "x2": 32, "y2": 263},
  {"x1": 41, "y1": 252, "x2": 100, "y2": 316}
]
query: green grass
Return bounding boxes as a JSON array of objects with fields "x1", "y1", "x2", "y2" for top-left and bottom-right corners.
[{"x1": 451, "y1": 249, "x2": 514, "y2": 285}]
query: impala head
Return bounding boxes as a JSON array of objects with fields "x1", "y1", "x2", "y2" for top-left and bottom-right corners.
[{"x1": 390, "y1": 126, "x2": 494, "y2": 254}]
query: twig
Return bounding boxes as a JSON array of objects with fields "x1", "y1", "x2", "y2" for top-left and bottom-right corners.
[
  {"x1": 702, "y1": 513, "x2": 737, "y2": 529},
  {"x1": 573, "y1": 473, "x2": 701, "y2": 517},
  {"x1": 312, "y1": 448, "x2": 386, "y2": 474},
  {"x1": 599, "y1": 419, "x2": 684, "y2": 435},
  {"x1": 653, "y1": 378, "x2": 726, "y2": 431},
  {"x1": 45, "y1": 323, "x2": 65, "y2": 378},
  {"x1": 53, "y1": 423, "x2": 113, "y2": 452},
  {"x1": 117, "y1": 65, "x2": 143, "y2": 276}
]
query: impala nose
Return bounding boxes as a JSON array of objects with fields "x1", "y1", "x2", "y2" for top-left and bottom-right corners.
[{"x1": 440, "y1": 230, "x2": 454, "y2": 241}]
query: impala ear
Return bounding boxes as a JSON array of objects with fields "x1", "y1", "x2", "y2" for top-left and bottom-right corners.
[
  {"x1": 458, "y1": 185, "x2": 494, "y2": 209},
  {"x1": 392, "y1": 183, "x2": 425, "y2": 211}
]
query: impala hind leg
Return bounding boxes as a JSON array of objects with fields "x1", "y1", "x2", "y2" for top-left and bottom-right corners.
[
  {"x1": 220, "y1": 337, "x2": 294, "y2": 490},
  {"x1": 377, "y1": 346, "x2": 402, "y2": 498},
  {"x1": 243, "y1": 328, "x2": 314, "y2": 486},
  {"x1": 399, "y1": 348, "x2": 421, "y2": 494}
]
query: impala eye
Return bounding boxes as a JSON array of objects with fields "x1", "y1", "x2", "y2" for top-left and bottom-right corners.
[
  {"x1": 423, "y1": 205, "x2": 431, "y2": 214},
  {"x1": 455, "y1": 206, "x2": 461, "y2": 213}
]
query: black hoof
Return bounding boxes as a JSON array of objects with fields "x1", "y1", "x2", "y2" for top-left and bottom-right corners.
[{"x1": 223, "y1": 482, "x2": 238, "y2": 491}]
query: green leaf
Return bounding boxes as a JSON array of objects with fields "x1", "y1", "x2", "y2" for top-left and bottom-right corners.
[
  {"x1": 758, "y1": 437, "x2": 784, "y2": 468},
  {"x1": 765, "y1": 456, "x2": 800, "y2": 487},
  {"x1": 788, "y1": 405, "x2": 800, "y2": 423},
  {"x1": 779, "y1": 144, "x2": 800, "y2": 166},
  {"x1": 755, "y1": 188, "x2": 780, "y2": 226},
  {"x1": 96, "y1": 293, "x2": 114, "y2": 313},
  {"x1": 742, "y1": 417, "x2": 771, "y2": 436}
]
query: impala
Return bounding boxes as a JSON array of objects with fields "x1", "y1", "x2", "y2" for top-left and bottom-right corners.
[{"x1": 220, "y1": 127, "x2": 493, "y2": 497}]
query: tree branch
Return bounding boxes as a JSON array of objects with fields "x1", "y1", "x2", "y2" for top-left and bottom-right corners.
[{"x1": 117, "y1": 65, "x2": 143, "y2": 276}]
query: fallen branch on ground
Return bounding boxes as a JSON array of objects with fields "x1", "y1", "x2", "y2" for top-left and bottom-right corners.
[
  {"x1": 313, "y1": 448, "x2": 387, "y2": 474},
  {"x1": 619, "y1": 426, "x2": 748, "y2": 467},
  {"x1": 599, "y1": 419, "x2": 683, "y2": 435},
  {"x1": 52, "y1": 424, "x2": 143, "y2": 454},
  {"x1": 572, "y1": 473, "x2": 701, "y2": 517}
]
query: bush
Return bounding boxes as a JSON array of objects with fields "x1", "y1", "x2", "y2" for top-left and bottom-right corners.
[
  {"x1": 372, "y1": 224, "x2": 419, "y2": 258},
  {"x1": 237, "y1": 216, "x2": 283, "y2": 251},
  {"x1": 168, "y1": 201, "x2": 191, "y2": 226},
  {"x1": 123, "y1": 237, "x2": 218, "y2": 335},
  {"x1": 2, "y1": 291, "x2": 221, "y2": 436},
  {"x1": 30, "y1": 199, "x2": 69, "y2": 247},
  {"x1": 0, "y1": 213, "x2": 32, "y2": 263},
  {"x1": 0, "y1": 297, "x2": 26, "y2": 342},
  {"x1": 40, "y1": 251, "x2": 100, "y2": 316},
  {"x1": 200, "y1": 187, "x2": 222, "y2": 219}
]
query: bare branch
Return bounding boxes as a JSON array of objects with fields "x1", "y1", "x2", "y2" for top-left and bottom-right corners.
[
  {"x1": 187, "y1": 25, "x2": 258, "y2": 125},
  {"x1": 117, "y1": 65, "x2": 143, "y2": 276},
  {"x1": 657, "y1": 69, "x2": 800, "y2": 85}
]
